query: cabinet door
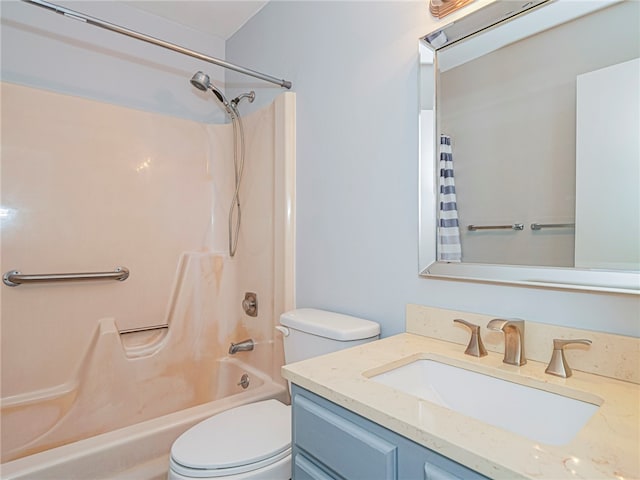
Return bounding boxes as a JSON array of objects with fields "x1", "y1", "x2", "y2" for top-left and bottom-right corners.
[
  {"x1": 294, "y1": 394, "x2": 397, "y2": 480},
  {"x1": 292, "y1": 386, "x2": 489, "y2": 480}
]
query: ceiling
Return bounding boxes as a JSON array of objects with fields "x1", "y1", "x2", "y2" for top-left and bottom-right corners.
[{"x1": 123, "y1": 1, "x2": 269, "y2": 40}]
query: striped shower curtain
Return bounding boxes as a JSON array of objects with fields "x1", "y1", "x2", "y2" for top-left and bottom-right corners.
[{"x1": 438, "y1": 135, "x2": 462, "y2": 262}]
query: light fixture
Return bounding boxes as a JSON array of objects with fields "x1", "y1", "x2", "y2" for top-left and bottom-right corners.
[{"x1": 429, "y1": 0, "x2": 476, "y2": 19}]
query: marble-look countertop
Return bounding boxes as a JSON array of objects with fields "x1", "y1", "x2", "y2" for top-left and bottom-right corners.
[{"x1": 282, "y1": 333, "x2": 640, "y2": 479}]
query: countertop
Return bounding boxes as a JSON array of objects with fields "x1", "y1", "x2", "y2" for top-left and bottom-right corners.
[{"x1": 281, "y1": 333, "x2": 640, "y2": 479}]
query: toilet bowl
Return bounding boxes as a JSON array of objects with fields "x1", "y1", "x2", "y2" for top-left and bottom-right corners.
[
  {"x1": 168, "y1": 400, "x2": 291, "y2": 479},
  {"x1": 168, "y1": 309, "x2": 380, "y2": 479}
]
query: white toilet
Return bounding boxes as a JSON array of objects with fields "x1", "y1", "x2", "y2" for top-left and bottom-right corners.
[{"x1": 168, "y1": 308, "x2": 380, "y2": 479}]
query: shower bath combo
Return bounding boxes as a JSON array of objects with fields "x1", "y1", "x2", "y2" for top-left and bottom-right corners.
[{"x1": 2, "y1": 2, "x2": 296, "y2": 477}]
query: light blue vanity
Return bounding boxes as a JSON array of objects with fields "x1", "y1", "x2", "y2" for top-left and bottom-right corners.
[
  {"x1": 282, "y1": 305, "x2": 640, "y2": 479},
  {"x1": 291, "y1": 385, "x2": 488, "y2": 480}
]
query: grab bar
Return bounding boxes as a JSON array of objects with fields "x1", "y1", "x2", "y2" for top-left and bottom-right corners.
[
  {"x1": 467, "y1": 223, "x2": 524, "y2": 231},
  {"x1": 118, "y1": 324, "x2": 168, "y2": 334},
  {"x1": 3, "y1": 267, "x2": 129, "y2": 287},
  {"x1": 531, "y1": 223, "x2": 575, "y2": 230}
]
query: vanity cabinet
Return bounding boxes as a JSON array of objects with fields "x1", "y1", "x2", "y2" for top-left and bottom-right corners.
[{"x1": 291, "y1": 385, "x2": 489, "y2": 480}]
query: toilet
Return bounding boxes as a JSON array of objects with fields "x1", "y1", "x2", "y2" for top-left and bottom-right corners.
[{"x1": 168, "y1": 308, "x2": 380, "y2": 479}]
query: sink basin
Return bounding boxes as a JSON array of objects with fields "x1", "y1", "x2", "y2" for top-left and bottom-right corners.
[{"x1": 370, "y1": 359, "x2": 599, "y2": 445}]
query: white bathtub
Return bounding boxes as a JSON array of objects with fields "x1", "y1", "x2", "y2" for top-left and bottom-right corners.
[{"x1": 1, "y1": 358, "x2": 288, "y2": 480}]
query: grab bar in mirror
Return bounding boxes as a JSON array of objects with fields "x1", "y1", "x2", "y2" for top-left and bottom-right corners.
[
  {"x1": 467, "y1": 223, "x2": 524, "y2": 231},
  {"x1": 3, "y1": 267, "x2": 129, "y2": 287},
  {"x1": 531, "y1": 223, "x2": 575, "y2": 230}
]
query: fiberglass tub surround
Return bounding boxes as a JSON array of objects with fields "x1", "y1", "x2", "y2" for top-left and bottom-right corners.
[{"x1": 0, "y1": 82, "x2": 295, "y2": 467}]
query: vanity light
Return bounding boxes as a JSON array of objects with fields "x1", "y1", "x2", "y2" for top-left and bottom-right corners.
[{"x1": 429, "y1": 0, "x2": 476, "y2": 19}]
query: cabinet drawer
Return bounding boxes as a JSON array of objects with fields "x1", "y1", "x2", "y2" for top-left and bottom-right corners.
[
  {"x1": 425, "y1": 460, "x2": 480, "y2": 480},
  {"x1": 294, "y1": 452, "x2": 337, "y2": 480},
  {"x1": 294, "y1": 393, "x2": 397, "y2": 480}
]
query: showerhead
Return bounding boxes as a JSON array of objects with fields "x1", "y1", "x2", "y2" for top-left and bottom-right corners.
[
  {"x1": 190, "y1": 71, "x2": 210, "y2": 91},
  {"x1": 231, "y1": 91, "x2": 256, "y2": 108},
  {"x1": 190, "y1": 71, "x2": 231, "y2": 108}
]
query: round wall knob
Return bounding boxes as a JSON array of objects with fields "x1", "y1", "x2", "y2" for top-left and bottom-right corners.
[{"x1": 242, "y1": 292, "x2": 258, "y2": 317}]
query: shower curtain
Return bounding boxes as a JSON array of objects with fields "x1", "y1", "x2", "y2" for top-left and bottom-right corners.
[{"x1": 437, "y1": 134, "x2": 462, "y2": 262}]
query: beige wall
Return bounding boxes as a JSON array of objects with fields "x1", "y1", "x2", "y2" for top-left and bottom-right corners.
[{"x1": 1, "y1": 82, "x2": 224, "y2": 394}]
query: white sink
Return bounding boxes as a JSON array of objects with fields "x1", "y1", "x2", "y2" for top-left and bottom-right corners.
[{"x1": 370, "y1": 359, "x2": 599, "y2": 446}]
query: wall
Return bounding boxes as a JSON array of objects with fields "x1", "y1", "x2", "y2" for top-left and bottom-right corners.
[
  {"x1": 227, "y1": 1, "x2": 640, "y2": 338},
  {"x1": 0, "y1": 0, "x2": 227, "y2": 122},
  {"x1": 3, "y1": 0, "x2": 638, "y2": 348},
  {"x1": 1, "y1": 1, "x2": 234, "y2": 394},
  {"x1": 1, "y1": 82, "x2": 228, "y2": 394}
]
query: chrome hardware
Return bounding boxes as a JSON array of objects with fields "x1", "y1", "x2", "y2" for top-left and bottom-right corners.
[
  {"x1": 23, "y1": 0, "x2": 292, "y2": 89},
  {"x1": 228, "y1": 339, "x2": 254, "y2": 355},
  {"x1": 531, "y1": 223, "x2": 575, "y2": 230},
  {"x1": 3, "y1": 267, "x2": 129, "y2": 287},
  {"x1": 468, "y1": 223, "x2": 524, "y2": 231},
  {"x1": 487, "y1": 318, "x2": 526, "y2": 366},
  {"x1": 545, "y1": 338, "x2": 592, "y2": 378},
  {"x1": 242, "y1": 292, "x2": 258, "y2": 317},
  {"x1": 237, "y1": 373, "x2": 250, "y2": 389},
  {"x1": 453, "y1": 319, "x2": 487, "y2": 357},
  {"x1": 119, "y1": 324, "x2": 168, "y2": 334}
]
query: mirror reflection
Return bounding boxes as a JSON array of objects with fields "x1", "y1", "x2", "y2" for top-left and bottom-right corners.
[{"x1": 420, "y1": 0, "x2": 640, "y2": 291}]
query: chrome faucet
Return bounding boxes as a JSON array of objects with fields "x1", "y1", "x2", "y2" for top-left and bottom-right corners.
[
  {"x1": 228, "y1": 339, "x2": 254, "y2": 355},
  {"x1": 487, "y1": 318, "x2": 526, "y2": 366}
]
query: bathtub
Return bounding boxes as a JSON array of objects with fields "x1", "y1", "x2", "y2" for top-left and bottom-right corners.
[{"x1": 1, "y1": 358, "x2": 288, "y2": 480}]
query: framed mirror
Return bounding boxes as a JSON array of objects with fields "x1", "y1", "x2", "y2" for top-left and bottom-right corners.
[{"x1": 419, "y1": 0, "x2": 640, "y2": 294}]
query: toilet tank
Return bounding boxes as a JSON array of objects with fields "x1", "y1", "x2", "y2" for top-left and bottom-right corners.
[{"x1": 278, "y1": 308, "x2": 380, "y2": 364}]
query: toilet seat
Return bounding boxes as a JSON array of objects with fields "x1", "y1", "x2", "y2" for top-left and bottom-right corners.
[{"x1": 169, "y1": 400, "x2": 291, "y2": 478}]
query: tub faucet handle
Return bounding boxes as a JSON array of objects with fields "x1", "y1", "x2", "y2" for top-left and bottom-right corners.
[
  {"x1": 453, "y1": 319, "x2": 487, "y2": 357},
  {"x1": 545, "y1": 338, "x2": 592, "y2": 378},
  {"x1": 242, "y1": 292, "x2": 258, "y2": 317}
]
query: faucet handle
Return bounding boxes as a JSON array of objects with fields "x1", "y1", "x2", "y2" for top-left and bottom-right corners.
[
  {"x1": 453, "y1": 319, "x2": 488, "y2": 357},
  {"x1": 545, "y1": 338, "x2": 592, "y2": 378}
]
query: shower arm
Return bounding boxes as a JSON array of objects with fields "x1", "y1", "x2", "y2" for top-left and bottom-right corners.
[{"x1": 22, "y1": 0, "x2": 292, "y2": 90}]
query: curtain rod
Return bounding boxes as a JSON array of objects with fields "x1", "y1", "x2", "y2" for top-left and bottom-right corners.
[{"x1": 22, "y1": 0, "x2": 292, "y2": 89}]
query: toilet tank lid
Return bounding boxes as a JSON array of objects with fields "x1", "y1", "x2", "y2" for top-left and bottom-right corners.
[{"x1": 280, "y1": 308, "x2": 380, "y2": 341}]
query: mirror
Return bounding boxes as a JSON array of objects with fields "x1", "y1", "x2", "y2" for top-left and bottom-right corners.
[{"x1": 419, "y1": 0, "x2": 640, "y2": 293}]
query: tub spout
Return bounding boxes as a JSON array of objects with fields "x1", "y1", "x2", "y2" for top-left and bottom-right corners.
[{"x1": 229, "y1": 339, "x2": 254, "y2": 355}]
